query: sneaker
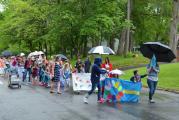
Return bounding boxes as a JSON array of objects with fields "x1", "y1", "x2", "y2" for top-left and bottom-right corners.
[
  {"x1": 84, "y1": 94, "x2": 89, "y2": 98},
  {"x1": 149, "y1": 99, "x2": 155, "y2": 103},
  {"x1": 50, "y1": 91, "x2": 55, "y2": 94},
  {"x1": 83, "y1": 97, "x2": 88, "y2": 104},
  {"x1": 46, "y1": 85, "x2": 51, "y2": 88},
  {"x1": 39, "y1": 82, "x2": 43, "y2": 86},
  {"x1": 97, "y1": 98, "x2": 105, "y2": 103},
  {"x1": 28, "y1": 82, "x2": 31, "y2": 84},
  {"x1": 57, "y1": 92, "x2": 62, "y2": 94}
]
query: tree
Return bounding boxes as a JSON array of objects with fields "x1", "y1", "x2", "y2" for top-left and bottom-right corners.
[
  {"x1": 131, "y1": 0, "x2": 172, "y2": 46},
  {"x1": 170, "y1": 0, "x2": 179, "y2": 56},
  {"x1": 0, "y1": 0, "x2": 176, "y2": 58},
  {"x1": 124, "y1": 0, "x2": 131, "y2": 55}
]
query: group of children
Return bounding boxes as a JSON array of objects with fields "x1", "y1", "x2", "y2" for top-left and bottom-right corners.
[{"x1": 0, "y1": 55, "x2": 72, "y2": 94}]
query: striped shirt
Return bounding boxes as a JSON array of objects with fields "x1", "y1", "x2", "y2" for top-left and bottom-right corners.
[
  {"x1": 147, "y1": 65, "x2": 159, "y2": 81},
  {"x1": 54, "y1": 63, "x2": 61, "y2": 82}
]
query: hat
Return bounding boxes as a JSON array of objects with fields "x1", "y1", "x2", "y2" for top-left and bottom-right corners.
[
  {"x1": 20, "y1": 53, "x2": 25, "y2": 56},
  {"x1": 94, "y1": 57, "x2": 102, "y2": 66}
]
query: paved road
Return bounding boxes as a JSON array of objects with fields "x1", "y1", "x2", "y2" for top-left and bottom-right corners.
[{"x1": 0, "y1": 77, "x2": 179, "y2": 120}]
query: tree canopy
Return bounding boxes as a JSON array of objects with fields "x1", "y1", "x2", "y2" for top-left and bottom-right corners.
[{"x1": 0, "y1": 0, "x2": 178, "y2": 57}]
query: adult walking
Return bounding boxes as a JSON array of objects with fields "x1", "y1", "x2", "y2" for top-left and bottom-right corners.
[
  {"x1": 147, "y1": 55, "x2": 159, "y2": 103},
  {"x1": 84, "y1": 57, "x2": 91, "y2": 73},
  {"x1": 50, "y1": 57, "x2": 62, "y2": 94},
  {"x1": 83, "y1": 58, "x2": 107, "y2": 104},
  {"x1": 23, "y1": 57, "x2": 32, "y2": 82},
  {"x1": 75, "y1": 58, "x2": 83, "y2": 73}
]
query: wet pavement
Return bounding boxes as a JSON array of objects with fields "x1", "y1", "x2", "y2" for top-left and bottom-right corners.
[{"x1": 0, "y1": 77, "x2": 179, "y2": 120}]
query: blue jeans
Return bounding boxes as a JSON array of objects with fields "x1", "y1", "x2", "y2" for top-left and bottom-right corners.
[
  {"x1": 88, "y1": 81, "x2": 101, "y2": 100},
  {"x1": 147, "y1": 79, "x2": 158, "y2": 100},
  {"x1": 39, "y1": 67, "x2": 43, "y2": 82},
  {"x1": 23, "y1": 68, "x2": 31, "y2": 82},
  {"x1": 43, "y1": 73, "x2": 50, "y2": 84}
]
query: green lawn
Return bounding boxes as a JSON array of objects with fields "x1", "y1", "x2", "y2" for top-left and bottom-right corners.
[
  {"x1": 71, "y1": 53, "x2": 149, "y2": 69},
  {"x1": 121, "y1": 63, "x2": 179, "y2": 91},
  {"x1": 71, "y1": 54, "x2": 179, "y2": 90},
  {"x1": 102, "y1": 54, "x2": 149, "y2": 69}
]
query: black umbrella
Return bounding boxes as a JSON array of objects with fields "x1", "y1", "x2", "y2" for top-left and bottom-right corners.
[
  {"x1": 2, "y1": 50, "x2": 12, "y2": 57},
  {"x1": 56, "y1": 54, "x2": 68, "y2": 61},
  {"x1": 140, "y1": 42, "x2": 176, "y2": 62}
]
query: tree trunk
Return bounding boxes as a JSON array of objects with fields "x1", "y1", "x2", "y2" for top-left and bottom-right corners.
[
  {"x1": 109, "y1": 35, "x2": 114, "y2": 50},
  {"x1": 170, "y1": 0, "x2": 179, "y2": 56},
  {"x1": 129, "y1": 33, "x2": 133, "y2": 52},
  {"x1": 38, "y1": 42, "x2": 41, "y2": 51},
  {"x1": 83, "y1": 36, "x2": 88, "y2": 57},
  {"x1": 124, "y1": 0, "x2": 131, "y2": 55},
  {"x1": 19, "y1": 40, "x2": 21, "y2": 53},
  {"x1": 29, "y1": 40, "x2": 33, "y2": 52},
  {"x1": 70, "y1": 49, "x2": 73, "y2": 59},
  {"x1": 49, "y1": 43, "x2": 52, "y2": 57},
  {"x1": 117, "y1": 29, "x2": 127, "y2": 55},
  {"x1": 44, "y1": 41, "x2": 48, "y2": 57}
]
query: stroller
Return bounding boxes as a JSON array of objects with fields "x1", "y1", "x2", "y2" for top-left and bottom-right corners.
[{"x1": 8, "y1": 66, "x2": 21, "y2": 88}]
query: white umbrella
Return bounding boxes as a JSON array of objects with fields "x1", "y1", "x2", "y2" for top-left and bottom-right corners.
[
  {"x1": 38, "y1": 51, "x2": 44, "y2": 55},
  {"x1": 88, "y1": 46, "x2": 115, "y2": 55},
  {"x1": 28, "y1": 53, "x2": 33, "y2": 58},
  {"x1": 109, "y1": 69, "x2": 124, "y2": 76},
  {"x1": 33, "y1": 51, "x2": 39, "y2": 56},
  {"x1": 28, "y1": 51, "x2": 39, "y2": 58}
]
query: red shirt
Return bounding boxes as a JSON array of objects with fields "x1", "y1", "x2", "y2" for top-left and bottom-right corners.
[
  {"x1": 101, "y1": 63, "x2": 113, "y2": 71},
  {"x1": 101, "y1": 63, "x2": 113, "y2": 77}
]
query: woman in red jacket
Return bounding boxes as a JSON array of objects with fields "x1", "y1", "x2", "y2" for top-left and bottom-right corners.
[{"x1": 101, "y1": 57, "x2": 113, "y2": 72}]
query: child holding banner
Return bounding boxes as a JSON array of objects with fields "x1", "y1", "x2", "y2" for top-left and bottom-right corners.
[
  {"x1": 130, "y1": 70, "x2": 147, "y2": 82},
  {"x1": 83, "y1": 58, "x2": 107, "y2": 104}
]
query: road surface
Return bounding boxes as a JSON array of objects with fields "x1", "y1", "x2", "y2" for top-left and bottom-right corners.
[{"x1": 0, "y1": 77, "x2": 179, "y2": 120}]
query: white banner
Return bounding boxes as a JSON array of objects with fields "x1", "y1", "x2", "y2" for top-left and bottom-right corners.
[
  {"x1": 72, "y1": 73, "x2": 92, "y2": 91},
  {"x1": 72, "y1": 73, "x2": 107, "y2": 91}
]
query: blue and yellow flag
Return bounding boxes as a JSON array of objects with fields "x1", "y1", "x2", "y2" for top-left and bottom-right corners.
[{"x1": 120, "y1": 79, "x2": 142, "y2": 103}]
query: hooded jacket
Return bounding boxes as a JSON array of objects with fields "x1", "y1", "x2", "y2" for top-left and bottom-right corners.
[{"x1": 90, "y1": 58, "x2": 106, "y2": 83}]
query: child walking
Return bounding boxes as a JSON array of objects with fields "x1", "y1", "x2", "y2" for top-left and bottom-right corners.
[
  {"x1": 130, "y1": 70, "x2": 147, "y2": 82},
  {"x1": 32, "y1": 63, "x2": 39, "y2": 85},
  {"x1": 62, "y1": 63, "x2": 71, "y2": 89}
]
